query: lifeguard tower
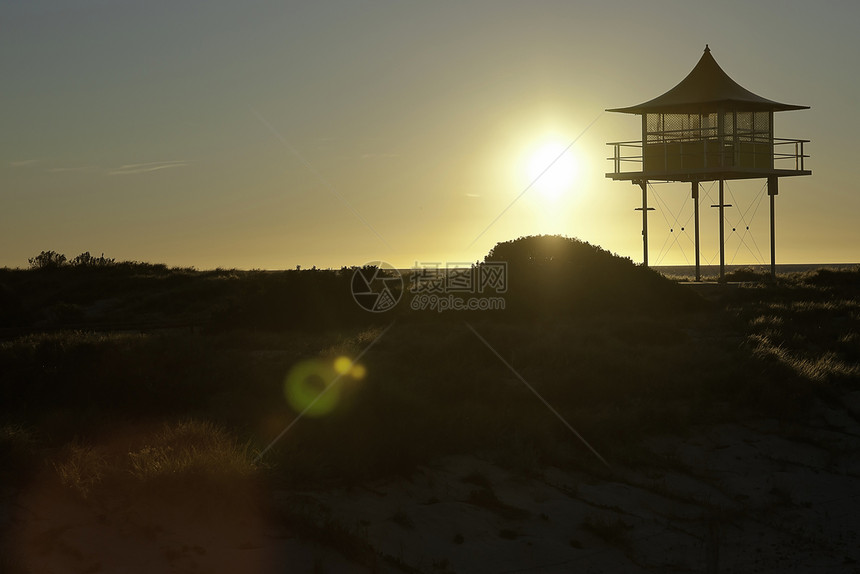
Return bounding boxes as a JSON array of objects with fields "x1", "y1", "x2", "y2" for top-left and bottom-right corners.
[{"x1": 606, "y1": 45, "x2": 810, "y2": 280}]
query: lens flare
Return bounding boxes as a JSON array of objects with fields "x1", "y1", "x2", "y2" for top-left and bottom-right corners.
[
  {"x1": 333, "y1": 356, "x2": 353, "y2": 375},
  {"x1": 284, "y1": 356, "x2": 369, "y2": 416},
  {"x1": 333, "y1": 355, "x2": 367, "y2": 381},
  {"x1": 284, "y1": 359, "x2": 340, "y2": 417}
]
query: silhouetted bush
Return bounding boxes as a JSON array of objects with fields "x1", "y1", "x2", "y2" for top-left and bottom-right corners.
[
  {"x1": 724, "y1": 267, "x2": 769, "y2": 282},
  {"x1": 70, "y1": 251, "x2": 115, "y2": 268},
  {"x1": 28, "y1": 250, "x2": 67, "y2": 269},
  {"x1": 483, "y1": 235, "x2": 703, "y2": 317},
  {"x1": 799, "y1": 266, "x2": 860, "y2": 288}
]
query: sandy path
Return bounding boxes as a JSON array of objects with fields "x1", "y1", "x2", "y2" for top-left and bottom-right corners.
[{"x1": 287, "y1": 396, "x2": 860, "y2": 573}]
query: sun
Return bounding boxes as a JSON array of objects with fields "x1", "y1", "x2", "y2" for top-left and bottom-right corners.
[{"x1": 525, "y1": 139, "x2": 580, "y2": 200}]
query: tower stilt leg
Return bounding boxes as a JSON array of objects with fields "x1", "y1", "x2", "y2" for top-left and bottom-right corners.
[
  {"x1": 692, "y1": 182, "x2": 700, "y2": 282},
  {"x1": 769, "y1": 176, "x2": 778, "y2": 280},
  {"x1": 640, "y1": 181, "x2": 649, "y2": 267},
  {"x1": 718, "y1": 180, "x2": 725, "y2": 281}
]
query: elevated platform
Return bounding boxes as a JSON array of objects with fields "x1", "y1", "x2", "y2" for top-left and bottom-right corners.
[
  {"x1": 606, "y1": 166, "x2": 811, "y2": 183},
  {"x1": 606, "y1": 137, "x2": 810, "y2": 183}
]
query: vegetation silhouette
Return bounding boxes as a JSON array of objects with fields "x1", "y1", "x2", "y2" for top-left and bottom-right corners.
[
  {"x1": 27, "y1": 250, "x2": 67, "y2": 269},
  {"x1": 1, "y1": 243, "x2": 858, "y2": 493},
  {"x1": 3, "y1": 236, "x2": 705, "y2": 334},
  {"x1": 1, "y1": 256, "x2": 379, "y2": 333},
  {"x1": 483, "y1": 235, "x2": 704, "y2": 317}
]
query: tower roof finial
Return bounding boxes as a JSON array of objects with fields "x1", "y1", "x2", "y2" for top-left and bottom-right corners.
[{"x1": 704, "y1": 44, "x2": 710, "y2": 52}]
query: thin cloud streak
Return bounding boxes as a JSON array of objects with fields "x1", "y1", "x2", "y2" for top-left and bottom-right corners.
[
  {"x1": 109, "y1": 160, "x2": 189, "y2": 176},
  {"x1": 48, "y1": 166, "x2": 99, "y2": 173},
  {"x1": 9, "y1": 159, "x2": 39, "y2": 168}
]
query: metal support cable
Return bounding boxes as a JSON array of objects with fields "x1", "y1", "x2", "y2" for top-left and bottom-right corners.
[
  {"x1": 649, "y1": 182, "x2": 690, "y2": 266},
  {"x1": 725, "y1": 180, "x2": 767, "y2": 265}
]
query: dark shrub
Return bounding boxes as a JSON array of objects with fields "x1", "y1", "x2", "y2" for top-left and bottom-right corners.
[{"x1": 483, "y1": 235, "x2": 703, "y2": 317}]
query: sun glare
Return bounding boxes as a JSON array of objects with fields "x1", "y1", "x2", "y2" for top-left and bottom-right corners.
[{"x1": 525, "y1": 140, "x2": 580, "y2": 200}]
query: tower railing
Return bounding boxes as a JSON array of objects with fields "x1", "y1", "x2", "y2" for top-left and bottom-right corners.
[
  {"x1": 607, "y1": 140, "x2": 643, "y2": 175},
  {"x1": 773, "y1": 138, "x2": 810, "y2": 171},
  {"x1": 607, "y1": 137, "x2": 809, "y2": 176}
]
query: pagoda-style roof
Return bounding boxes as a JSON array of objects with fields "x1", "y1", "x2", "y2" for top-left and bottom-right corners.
[{"x1": 608, "y1": 45, "x2": 809, "y2": 114}]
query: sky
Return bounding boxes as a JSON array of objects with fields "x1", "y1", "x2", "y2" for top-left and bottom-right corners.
[{"x1": 3, "y1": 0, "x2": 859, "y2": 270}]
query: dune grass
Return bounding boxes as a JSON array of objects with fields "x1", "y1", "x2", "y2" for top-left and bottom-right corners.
[{"x1": 50, "y1": 420, "x2": 257, "y2": 503}]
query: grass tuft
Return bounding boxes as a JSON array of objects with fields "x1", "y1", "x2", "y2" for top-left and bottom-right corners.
[{"x1": 50, "y1": 420, "x2": 256, "y2": 502}]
